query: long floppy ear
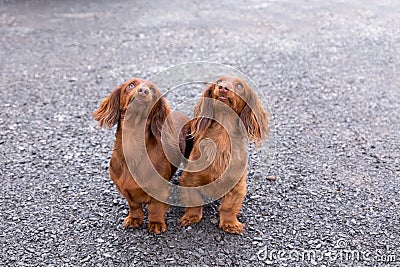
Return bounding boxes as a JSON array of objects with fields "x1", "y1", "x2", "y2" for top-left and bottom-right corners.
[
  {"x1": 191, "y1": 83, "x2": 215, "y2": 139},
  {"x1": 150, "y1": 97, "x2": 171, "y2": 141},
  {"x1": 93, "y1": 86, "x2": 121, "y2": 128},
  {"x1": 239, "y1": 85, "x2": 269, "y2": 146}
]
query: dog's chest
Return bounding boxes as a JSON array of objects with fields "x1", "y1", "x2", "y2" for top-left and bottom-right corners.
[{"x1": 202, "y1": 124, "x2": 246, "y2": 171}]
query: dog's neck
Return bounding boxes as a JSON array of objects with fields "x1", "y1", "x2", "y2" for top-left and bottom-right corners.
[
  {"x1": 119, "y1": 115, "x2": 150, "y2": 170},
  {"x1": 213, "y1": 109, "x2": 242, "y2": 136},
  {"x1": 113, "y1": 108, "x2": 152, "y2": 161},
  {"x1": 125, "y1": 102, "x2": 152, "y2": 120}
]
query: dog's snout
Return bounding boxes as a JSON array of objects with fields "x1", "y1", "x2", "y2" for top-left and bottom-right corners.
[
  {"x1": 218, "y1": 84, "x2": 230, "y2": 92},
  {"x1": 138, "y1": 87, "x2": 150, "y2": 96},
  {"x1": 217, "y1": 81, "x2": 232, "y2": 93}
]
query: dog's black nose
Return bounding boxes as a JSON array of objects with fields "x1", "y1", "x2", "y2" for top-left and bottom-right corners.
[
  {"x1": 218, "y1": 85, "x2": 229, "y2": 92},
  {"x1": 217, "y1": 81, "x2": 233, "y2": 92},
  {"x1": 138, "y1": 87, "x2": 149, "y2": 96}
]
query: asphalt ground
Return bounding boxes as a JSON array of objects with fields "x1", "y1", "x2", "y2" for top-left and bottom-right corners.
[{"x1": 1, "y1": 0, "x2": 399, "y2": 266}]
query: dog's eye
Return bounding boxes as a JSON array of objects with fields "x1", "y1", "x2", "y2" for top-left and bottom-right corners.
[
  {"x1": 237, "y1": 83, "x2": 243, "y2": 90},
  {"x1": 128, "y1": 82, "x2": 136, "y2": 89},
  {"x1": 150, "y1": 87, "x2": 156, "y2": 94}
]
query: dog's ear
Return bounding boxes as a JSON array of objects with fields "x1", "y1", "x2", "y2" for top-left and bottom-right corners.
[
  {"x1": 191, "y1": 83, "x2": 215, "y2": 139},
  {"x1": 150, "y1": 97, "x2": 171, "y2": 140},
  {"x1": 239, "y1": 84, "x2": 269, "y2": 146},
  {"x1": 93, "y1": 86, "x2": 121, "y2": 128}
]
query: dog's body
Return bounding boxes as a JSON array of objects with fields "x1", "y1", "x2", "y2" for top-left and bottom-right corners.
[
  {"x1": 179, "y1": 76, "x2": 269, "y2": 234},
  {"x1": 94, "y1": 78, "x2": 189, "y2": 234}
]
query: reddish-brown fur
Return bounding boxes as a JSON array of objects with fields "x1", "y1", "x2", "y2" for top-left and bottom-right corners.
[
  {"x1": 179, "y1": 76, "x2": 269, "y2": 234},
  {"x1": 94, "y1": 78, "x2": 189, "y2": 234}
]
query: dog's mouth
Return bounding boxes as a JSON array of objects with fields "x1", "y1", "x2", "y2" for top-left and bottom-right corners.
[
  {"x1": 216, "y1": 96, "x2": 232, "y2": 106},
  {"x1": 131, "y1": 95, "x2": 152, "y2": 104},
  {"x1": 132, "y1": 97, "x2": 144, "y2": 103}
]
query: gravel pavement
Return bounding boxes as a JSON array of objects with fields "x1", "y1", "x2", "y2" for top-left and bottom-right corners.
[{"x1": 1, "y1": 0, "x2": 400, "y2": 266}]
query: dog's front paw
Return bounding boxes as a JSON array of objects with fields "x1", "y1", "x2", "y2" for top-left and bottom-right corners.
[
  {"x1": 219, "y1": 220, "x2": 244, "y2": 234},
  {"x1": 148, "y1": 222, "x2": 167, "y2": 234},
  {"x1": 123, "y1": 216, "x2": 143, "y2": 229},
  {"x1": 179, "y1": 214, "x2": 202, "y2": 227}
]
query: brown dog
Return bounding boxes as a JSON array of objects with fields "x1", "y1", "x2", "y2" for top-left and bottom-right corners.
[
  {"x1": 94, "y1": 78, "x2": 189, "y2": 234},
  {"x1": 179, "y1": 76, "x2": 269, "y2": 234}
]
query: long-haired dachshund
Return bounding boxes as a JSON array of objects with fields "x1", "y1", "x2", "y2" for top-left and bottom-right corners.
[
  {"x1": 94, "y1": 78, "x2": 188, "y2": 234},
  {"x1": 179, "y1": 75, "x2": 269, "y2": 234}
]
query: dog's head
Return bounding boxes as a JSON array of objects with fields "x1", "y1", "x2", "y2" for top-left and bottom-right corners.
[
  {"x1": 192, "y1": 75, "x2": 269, "y2": 145},
  {"x1": 128, "y1": 81, "x2": 171, "y2": 140},
  {"x1": 94, "y1": 78, "x2": 166, "y2": 128},
  {"x1": 94, "y1": 78, "x2": 171, "y2": 141}
]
